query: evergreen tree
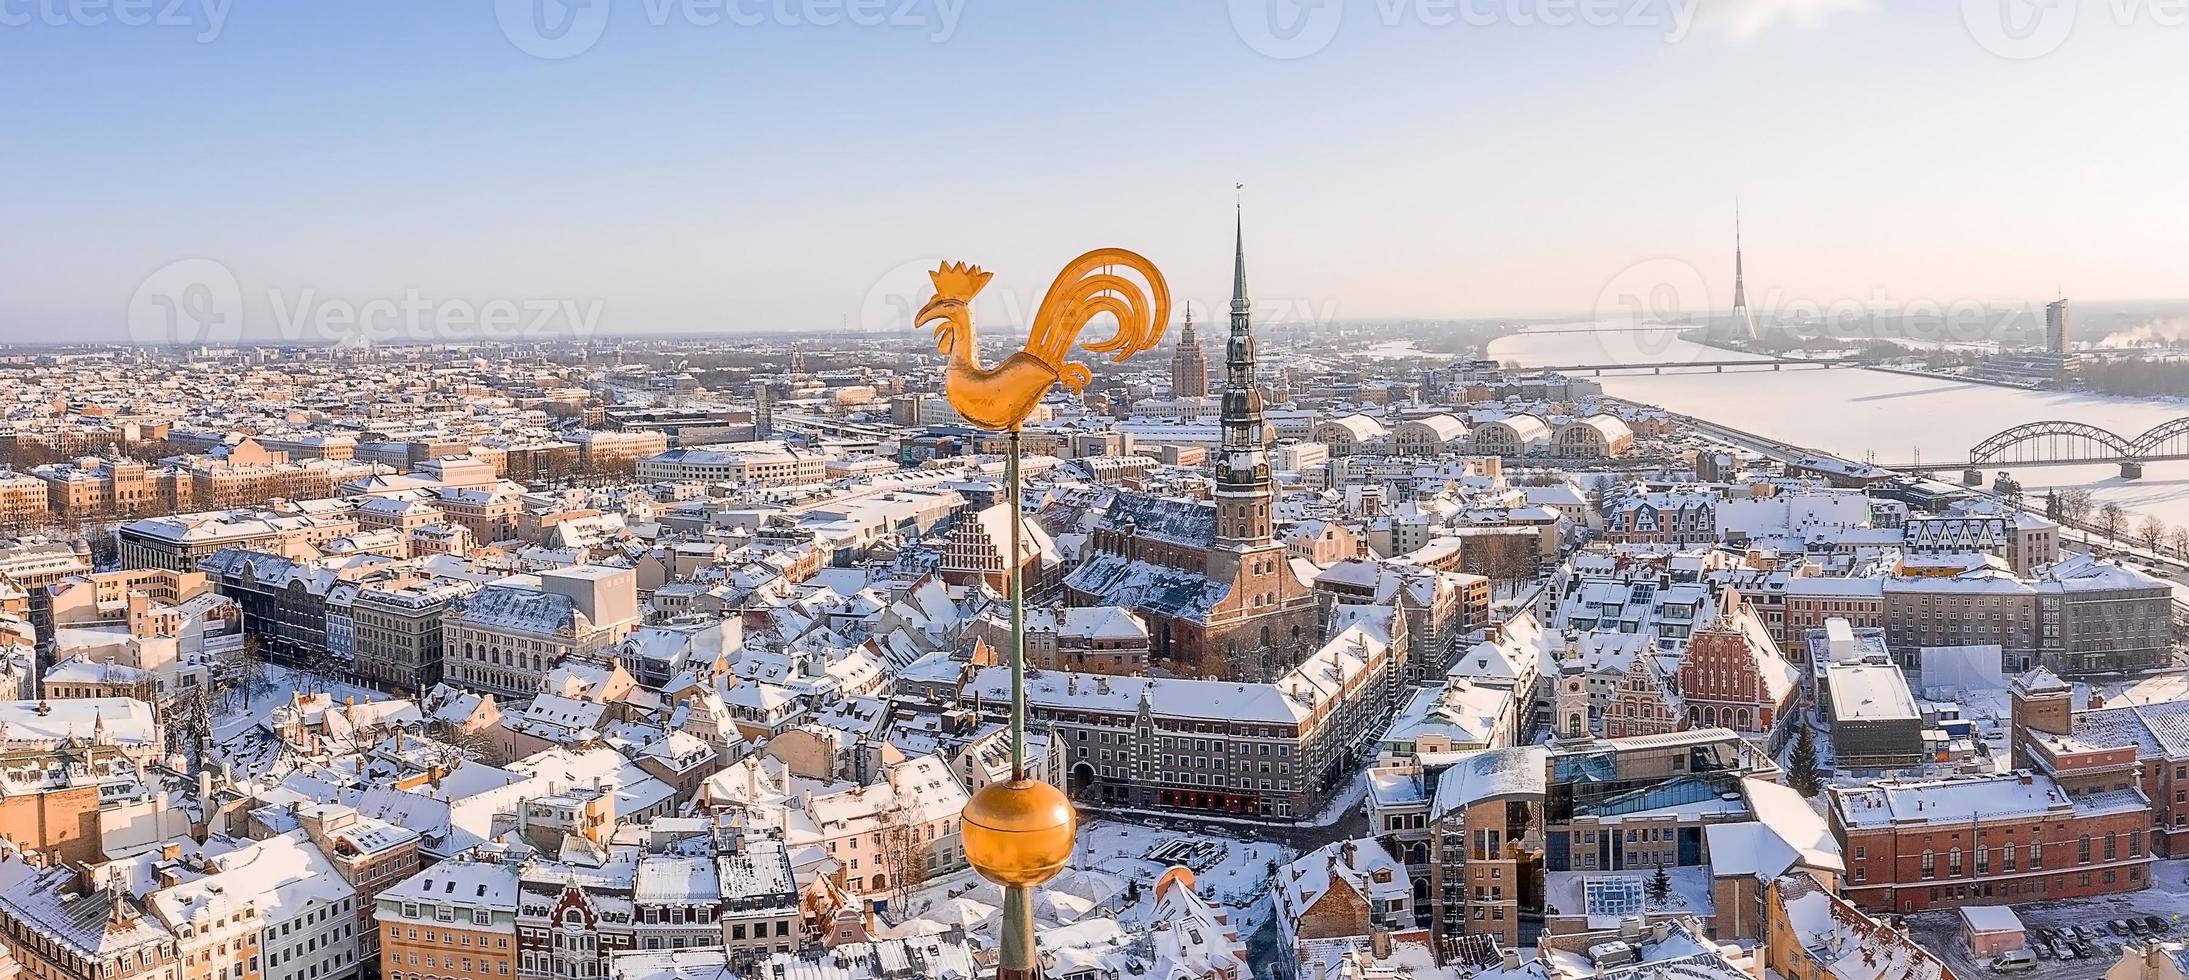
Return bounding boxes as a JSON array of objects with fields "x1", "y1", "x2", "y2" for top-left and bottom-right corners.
[
  {"x1": 1647, "y1": 863, "x2": 1672, "y2": 906},
  {"x1": 1789, "y1": 722, "x2": 1823, "y2": 798}
]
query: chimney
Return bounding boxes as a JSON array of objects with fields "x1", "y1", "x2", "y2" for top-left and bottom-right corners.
[
  {"x1": 2018, "y1": 770, "x2": 2033, "y2": 785},
  {"x1": 1651, "y1": 921, "x2": 1672, "y2": 944},
  {"x1": 2089, "y1": 691, "x2": 2107, "y2": 710},
  {"x1": 1371, "y1": 928, "x2": 1392, "y2": 960},
  {"x1": 1502, "y1": 949, "x2": 1523, "y2": 970}
]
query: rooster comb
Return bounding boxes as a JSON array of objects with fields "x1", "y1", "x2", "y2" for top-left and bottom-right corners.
[{"x1": 927, "y1": 261, "x2": 993, "y2": 303}]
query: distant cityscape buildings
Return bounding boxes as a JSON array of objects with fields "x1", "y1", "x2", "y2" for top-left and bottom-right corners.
[{"x1": 0, "y1": 207, "x2": 2180, "y2": 980}]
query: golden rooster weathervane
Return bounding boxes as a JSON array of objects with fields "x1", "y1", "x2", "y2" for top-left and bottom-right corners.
[
  {"x1": 927, "y1": 247, "x2": 1168, "y2": 980},
  {"x1": 917, "y1": 248, "x2": 1170, "y2": 431}
]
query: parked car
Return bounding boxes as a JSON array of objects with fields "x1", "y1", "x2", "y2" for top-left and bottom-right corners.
[
  {"x1": 2076, "y1": 939, "x2": 2101, "y2": 959},
  {"x1": 2112, "y1": 920, "x2": 2136, "y2": 936},
  {"x1": 2146, "y1": 915, "x2": 2170, "y2": 934},
  {"x1": 2055, "y1": 943, "x2": 2079, "y2": 961},
  {"x1": 2028, "y1": 938, "x2": 2055, "y2": 960},
  {"x1": 2072, "y1": 926, "x2": 2094, "y2": 942},
  {"x1": 1992, "y1": 950, "x2": 2038, "y2": 973},
  {"x1": 2129, "y1": 919, "x2": 2150, "y2": 937}
]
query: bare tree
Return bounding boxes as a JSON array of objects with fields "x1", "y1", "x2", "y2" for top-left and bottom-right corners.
[
  {"x1": 233, "y1": 634, "x2": 274, "y2": 710},
  {"x1": 2139, "y1": 515, "x2": 2168, "y2": 555},
  {"x1": 1477, "y1": 541, "x2": 1541, "y2": 602},
  {"x1": 874, "y1": 794, "x2": 930, "y2": 910},
  {"x1": 426, "y1": 717, "x2": 501, "y2": 763},
  {"x1": 2169, "y1": 526, "x2": 2189, "y2": 560},
  {"x1": 163, "y1": 686, "x2": 215, "y2": 761},
  {"x1": 292, "y1": 645, "x2": 350, "y2": 698},
  {"x1": 2100, "y1": 502, "x2": 2127, "y2": 544},
  {"x1": 2058, "y1": 488, "x2": 2096, "y2": 528}
]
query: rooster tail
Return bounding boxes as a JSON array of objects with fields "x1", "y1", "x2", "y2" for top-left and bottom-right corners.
[{"x1": 1024, "y1": 248, "x2": 1171, "y2": 377}]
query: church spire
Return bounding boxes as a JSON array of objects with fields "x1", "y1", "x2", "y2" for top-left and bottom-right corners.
[
  {"x1": 1231, "y1": 190, "x2": 1250, "y2": 316},
  {"x1": 1217, "y1": 192, "x2": 1272, "y2": 548}
]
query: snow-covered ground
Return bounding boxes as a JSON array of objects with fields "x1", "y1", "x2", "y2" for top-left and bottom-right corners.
[
  {"x1": 1359, "y1": 341, "x2": 1429, "y2": 360},
  {"x1": 209, "y1": 664, "x2": 387, "y2": 745},
  {"x1": 1304, "y1": 768, "x2": 1370, "y2": 827},
  {"x1": 1905, "y1": 860, "x2": 2189, "y2": 980},
  {"x1": 882, "y1": 818, "x2": 1294, "y2": 944},
  {"x1": 1071, "y1": 818, "x2": 1293, "y2": 935}
]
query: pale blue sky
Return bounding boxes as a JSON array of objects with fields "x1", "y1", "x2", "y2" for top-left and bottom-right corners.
[{"x1": 2, "y1": 0, "x2": 2183, "y2": 339}]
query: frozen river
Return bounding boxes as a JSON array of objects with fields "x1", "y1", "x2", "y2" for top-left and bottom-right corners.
[{"x1": 1488, "y1": 323, "x2": 2189, "y2": 530}]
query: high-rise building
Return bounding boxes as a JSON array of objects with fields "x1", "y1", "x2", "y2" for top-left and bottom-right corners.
[
  {"x1": 1168, "y1": 306, "x2": 1209, "y2": 398},
  {"x1": 2046, "y1": 297, "x2": 2070, "y2": 353}
]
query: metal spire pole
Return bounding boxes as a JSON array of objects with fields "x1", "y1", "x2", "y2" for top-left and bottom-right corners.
[
  {"x1": 1008, "y1": 428, "x2": 1026, "y2": 779},
  {"x1": 1001, "y1": 426, "x2": 1035, "y2": 979}
]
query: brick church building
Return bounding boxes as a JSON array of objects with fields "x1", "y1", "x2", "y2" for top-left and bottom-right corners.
[{"x1": 1064, "y1": 208, "x2": 1319, "y2": 681}]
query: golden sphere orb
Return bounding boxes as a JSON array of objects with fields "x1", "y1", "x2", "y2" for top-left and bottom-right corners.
[{"x1": 961, "y1": 778, "x2": 1076, "y2": 888}]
